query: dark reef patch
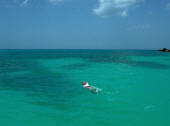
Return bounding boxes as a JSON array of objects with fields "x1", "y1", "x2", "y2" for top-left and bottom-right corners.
[
  {"x1": 0, "y1": 69, "x2": 80, "y2": 109},
  {"x1": 0, "y1": 51, "x2": 81, "y2": 109},
  {"x1": 124, "y1": 60, "x2": 170, "y2": 69},
  {"x1": 60, "y1": 63, "x2": 90, "y2": 70}
]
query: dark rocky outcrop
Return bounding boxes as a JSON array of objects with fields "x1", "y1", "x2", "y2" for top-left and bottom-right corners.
[{"x1": 158, "y1": 48, "x2": 170, "y2": 52}]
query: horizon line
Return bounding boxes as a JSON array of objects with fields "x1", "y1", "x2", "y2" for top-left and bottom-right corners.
[{"x1": 0, "y1": 48, "x2": 160, "y2": 50}]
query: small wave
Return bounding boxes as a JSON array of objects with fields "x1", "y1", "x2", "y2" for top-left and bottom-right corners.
[
  {"x1": 144, "y1": 105, "x2": 155, "y2": 111},
  {"x1": 90, "y1": 86, "x2": 102, "y2": 94}
]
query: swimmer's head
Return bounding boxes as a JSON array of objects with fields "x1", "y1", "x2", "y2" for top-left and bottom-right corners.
[{"x1": 82, "y1": 82, "x2": 88, "y2": 85}]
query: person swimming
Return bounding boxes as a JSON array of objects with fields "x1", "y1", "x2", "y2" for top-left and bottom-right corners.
[
  {"x1": 82, "y1": 82, "x2": 93, "y2": 91},
  {"x1": 82, "y1": 82, "x2": 101, "y2": 94}
]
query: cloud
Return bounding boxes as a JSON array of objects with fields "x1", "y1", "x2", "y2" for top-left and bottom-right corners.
[
  {"x1": 21, "y1": 0, "x2": 29, "y2": 6},
  {"x1": 121, "y1": 10, "x2": 127, "y2": 17},
  {"x1": 166, "y1": 3, "x2": 170, "y2": 10},
  {"x1": 13, "y1": 0, "x2": 66, "y2": 7},
  {"x1": 13, "y1": 0, "x2": 19, "y2": 3},
  {"x1": 148, "y1": 11, "x2": 153, "y2": 15},
  {"x1": 93, "y1": 0, "x2": 143, "y2": 18},
  {"x1": 48, "y1": 0, "x2": 64, "y2": 5},
  {"x1": 13, "y1": 0, "x2": 29, "y2": 7},
  {"x1": 128, "y1": 24, "x2": 151, "y2": 31}
]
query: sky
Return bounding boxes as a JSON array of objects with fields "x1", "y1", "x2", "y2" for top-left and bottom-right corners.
[{"x1": 0, "y1": 0, "x2": 170, "y2": 49}]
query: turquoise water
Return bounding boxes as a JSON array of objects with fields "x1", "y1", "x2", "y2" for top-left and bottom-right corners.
[{"x1": 0, "y1": 50, "x2": 170, "y2": 126}]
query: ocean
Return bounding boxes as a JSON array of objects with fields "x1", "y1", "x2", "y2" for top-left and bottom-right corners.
[{"x1": 0, "y1": 49, "x2": 170, "y2": 126}]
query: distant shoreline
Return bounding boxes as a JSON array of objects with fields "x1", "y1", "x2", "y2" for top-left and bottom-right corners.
[{"x1": 158, "y1": 48, "x2": 170, "y2": 52}]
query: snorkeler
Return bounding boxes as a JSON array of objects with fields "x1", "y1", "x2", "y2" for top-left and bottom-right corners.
[
  {"x1": 82, "y1": 82, "x2": 93, "y2": 91},
  {"x1": 82, "y1": 82, "x2": 101, "y2": 94}
]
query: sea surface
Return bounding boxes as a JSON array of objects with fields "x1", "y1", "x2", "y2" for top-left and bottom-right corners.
[{"x1": 0, "y1": 49, "x2": 170, "y2": 126}]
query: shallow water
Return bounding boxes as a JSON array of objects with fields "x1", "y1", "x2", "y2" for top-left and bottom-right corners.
[{"x1": 0, "y1": 50, "x2": 170, "y2": 126}]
